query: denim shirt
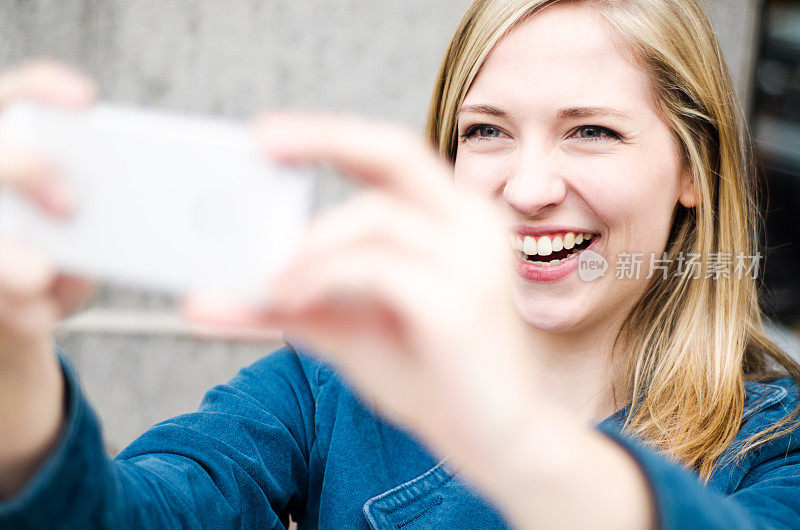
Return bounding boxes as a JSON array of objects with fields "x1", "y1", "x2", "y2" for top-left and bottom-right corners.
[{"x1": 1, "y1": 345, "x2": 799, "y2": 529}]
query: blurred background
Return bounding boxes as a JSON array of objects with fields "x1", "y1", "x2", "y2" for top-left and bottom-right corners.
[{"x1": 0, "y1": 0, "x2": 798, "y2": 454}]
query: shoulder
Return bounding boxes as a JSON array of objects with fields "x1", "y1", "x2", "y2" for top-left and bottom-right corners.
[
  {"x1": 683, "y1": 377, "x2": 800, "y2": 495},
  {"x1": 712, "y1": 377, "x2": 800, "y2": 496},
  {"x1": 226, "y1": 343, "x2": 334, "y2": 394},
  {"x1": 214, "y1": 343, "x2": 359, "y2": 421},
  {"x1": 190, "y1": 344, "x2": 338, "y2": 425},
  {"x1": 717, "y1": 377, "x2": 800, "y2": 485},
  {"x1": 736, "y1": 376, "x2": 800, "y2": 457},
  {"x1": 741, "y1": 376, "x2": 799, "y2": 429}
]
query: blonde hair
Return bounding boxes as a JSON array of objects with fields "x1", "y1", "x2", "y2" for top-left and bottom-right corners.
[{"x1": 425, "y1": 0, "x2": 800, "y2": 480}]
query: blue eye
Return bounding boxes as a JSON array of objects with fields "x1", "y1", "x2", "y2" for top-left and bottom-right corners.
[
  {"x1": 461, "y1": 124, "x2": 507, "y2": 140},
  {"x1": 573, "y1": 126, "x2": 621, "y2": 141}
]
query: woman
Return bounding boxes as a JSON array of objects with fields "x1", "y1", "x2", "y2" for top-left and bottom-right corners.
[{"x1": 1, "y1": 0, "x2": 798, "y2": 528}]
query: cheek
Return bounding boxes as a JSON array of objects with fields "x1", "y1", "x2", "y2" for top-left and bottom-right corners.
[
  {"x1": 567, "y1": 151, "x2": 682, "y2": 245},
  {"x1": 453, "y1": 151, "x2": 514, "y2": 197}
]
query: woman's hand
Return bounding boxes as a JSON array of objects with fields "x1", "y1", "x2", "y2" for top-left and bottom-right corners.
[
  {"x1": 0, "y1": 61, "x2": 97, "y2": 498},
  {"x1": 185, "y1": 113, "x2": 655, "y2": 529},
  {"x1": 185, "y1": 113, "x2": 543, "y2": 499},
  {"x1": 259, "y1": 116, "x2": 538, "y2": 451},
  {"x1": 0, "y1": 61, "x2": 97, "y2": 348}
]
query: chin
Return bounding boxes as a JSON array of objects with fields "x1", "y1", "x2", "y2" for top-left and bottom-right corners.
[{"x1": 512, "y1": 294, "x2": 587, "y2": 333}]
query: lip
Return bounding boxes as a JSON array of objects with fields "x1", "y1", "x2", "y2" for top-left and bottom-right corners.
[
  {"x1": 512, "y1": 224, "x2": 599, "y2": 237},
  {"x1": 515, "y1": 234, "x2": 602, "y2": 282}
]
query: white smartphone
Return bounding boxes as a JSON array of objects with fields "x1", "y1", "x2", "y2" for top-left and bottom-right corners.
[{"x1": 0, "y1": 102, "x2": 317, "y2": 303}]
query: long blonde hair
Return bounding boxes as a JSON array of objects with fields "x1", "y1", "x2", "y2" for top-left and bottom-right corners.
[{"x1": 425, "y1": 0, "x2": 800, "y2": 480}]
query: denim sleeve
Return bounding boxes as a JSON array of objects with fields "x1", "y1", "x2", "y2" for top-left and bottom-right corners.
[
  {"x1": 596, "y1": 423, "x2": 800, "y2": 530},
  {"x1": 0, "y1": 346, "x2": 315, "y2": 529}
]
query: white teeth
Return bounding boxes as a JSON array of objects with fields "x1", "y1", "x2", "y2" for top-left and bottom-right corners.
[
  {"x1": 523, "y1": 236, "x2": 537, "y2": 255},
  {"x1": 537, "y1": 236, "x2": 552, "y2": 256},
  {"x1": 514, "y1": 231, "x2": 596, "y2": 262},
  {"x1": 528, "y1": 258, "x2": 565, "y2": 267}
]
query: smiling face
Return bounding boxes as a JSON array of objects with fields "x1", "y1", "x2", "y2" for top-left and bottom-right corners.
[{"x1": 453, "y1": 3, "x2": 695, "y2": 334}]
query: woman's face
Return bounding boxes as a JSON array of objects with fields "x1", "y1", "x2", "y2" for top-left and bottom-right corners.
[{"x1": 454, "y1": 3, "x2": 695, "y2": 334}]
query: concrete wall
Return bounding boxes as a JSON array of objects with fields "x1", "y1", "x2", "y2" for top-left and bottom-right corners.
[{"x1": 1, "y1": 0, "x2": 763, "y2": 452}]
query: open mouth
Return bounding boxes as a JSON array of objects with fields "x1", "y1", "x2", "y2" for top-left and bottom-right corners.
[{"x1": 511, "y1": 232, "x2": 599, "y2": 266}]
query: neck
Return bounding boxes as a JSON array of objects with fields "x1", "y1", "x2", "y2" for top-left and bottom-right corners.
[{"x1": 524, "y1": 316, "x2": 630, "y2": 425}]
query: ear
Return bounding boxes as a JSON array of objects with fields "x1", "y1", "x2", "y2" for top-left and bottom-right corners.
[{"x1": 678, "y1": 168, "x2": 697, "y2": 208}]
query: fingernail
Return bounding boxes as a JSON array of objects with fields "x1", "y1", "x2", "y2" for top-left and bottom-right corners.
[
  {"x1": 60, "y1": 75, "x2": 96, "y2": 105},
  {"x1": 264, "y1": 280, "x2": 285, "y2": 304},
  {"x1": 256, "y1": 116, "x2": 306, "y2": 154},
  {"x1": 38, "y1": 179, "x2": 74, "y2": 215},
  {"x1": 264, "y1": 272, "x2": 294, "y2": 305}
]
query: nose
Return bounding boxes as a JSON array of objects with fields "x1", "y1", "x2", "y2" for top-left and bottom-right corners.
[{"x1": 501, "y1": 151, "x2": 568, "y2": 216}]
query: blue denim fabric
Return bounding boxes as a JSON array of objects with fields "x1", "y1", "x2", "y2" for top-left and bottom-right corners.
[{"x1": 0, "y1": 344, "x2": 798, "y2": 529}]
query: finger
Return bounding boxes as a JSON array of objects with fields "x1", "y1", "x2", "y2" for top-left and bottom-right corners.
[
  {"x1": 276, "y1": 301, "x2": 408, "y2": 359},
  {"x1": 297, "y1": 190, "x2": 439, "y2": 263},
  {"x1": 49, "y1": 274, "x2": 95, "y2": 318},
  {"x1": 0, "y1": 145, "x2": 72, "y2": 215},
  {"x1": 267, "y1": 246, "x2": 441, "y2": 329},
  {"x1": 179, "y1": 292, "x2": 287, "y2": 344},
  {"x1": 181, "y1": 291, "x2": 279, "y2": 329},
  {"x1": 271, "y1": 198, "x2": 513, "y2": 316},
  {"x1": 180, "y1": 292, "x2": 400, "y2": 352},
  {"x1": 267, "y1": 237, "x2": 514, "y2": 369},
  {"x1": 254, "y1": 113, "x2": 453, "y2": 213},
  {"x1": 247, "y1": 289, "x2": 437, "y2": 432},
  {"x1": 0, "y1": 61, "x2": 96, "y2": 110},
  {"x1": 260, "y1": 302, "x2": 424, "y2": 429},
  {"x1": 186, "y1": 293, "x2": 421, "y2": 395},
  {"x1": 0, "y1": 295, "x2": 58, "y2": 340},
  {"x1": 0, "y1": 235, "x2": 55, "y2": 299},
  {"x1": 185, "y1": 245, "x2": 434, "y2": 345}
]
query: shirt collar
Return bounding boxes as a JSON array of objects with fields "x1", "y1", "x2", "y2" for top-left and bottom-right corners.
[{"x1": 595, "y1": 379, "x2": 789, "y2": 432}]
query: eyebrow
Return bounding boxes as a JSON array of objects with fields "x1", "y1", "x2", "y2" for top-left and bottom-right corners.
[
  {"x1": 557, "y1": 106, "x2": 631, "y2": 120},
  {"x1": 458, "y1": 104, "x2": 508, "y2": 118},
  {"x1": 457, "y1": 104, "x2": 630, "y2": 120}
]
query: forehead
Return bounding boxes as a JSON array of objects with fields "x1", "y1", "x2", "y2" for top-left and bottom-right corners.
[{"x1": 465, "y1": 3, "x2": 654, "y2": 113}]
